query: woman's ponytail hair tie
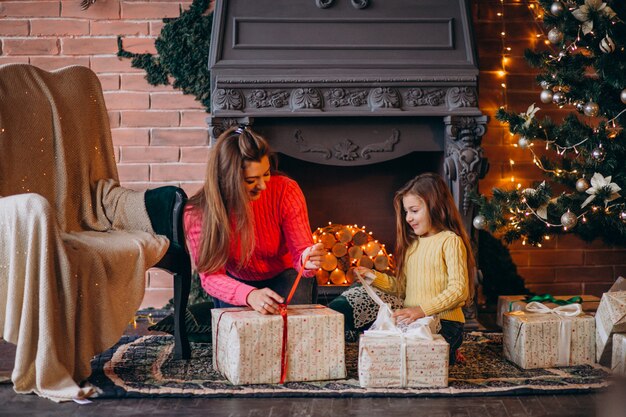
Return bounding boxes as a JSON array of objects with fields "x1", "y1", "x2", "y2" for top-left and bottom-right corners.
[{"x1": 234, "y1": 124, "x2": 247, "y2": 135}]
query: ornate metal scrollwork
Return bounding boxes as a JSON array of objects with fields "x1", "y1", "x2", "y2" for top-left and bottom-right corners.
[
  {"x1": 361, "y1": 129, "x2": 400, "y2": 159},
  {"x1": 248, "y1": 89, "x2": 290, "y2": 108},
  {"x1": 213, "y1": 89, "x2": 244, "y2": 111},
  {"x1": 294, "y1": 129, "x2": 332, "y2": 159},
  {"x1": 315, "y1": 0, "x2": 335, "y2": 8},
  {"x1": 368, "y1": 87, "x2": 401, "y2": 110},
  {"x1": 446, "y1": 87, "x2": 478, "y2": 109},
  {"x1": 351, "y1": 0, "x2": 370, "y2": 9},
  {"x1": 291, "y1": 88, "x2": 323, "y2": 110},
  {"x1": 325, "y1": 88, "x2": 368, "y2": 107},
  {"x1": 405, "y1": 88, "x2": 446, "y2": 107}
]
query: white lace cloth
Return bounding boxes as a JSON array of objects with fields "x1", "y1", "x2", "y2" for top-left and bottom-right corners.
[{"x1": 342, "y1": 285, "x2": 404, "y2": 329}]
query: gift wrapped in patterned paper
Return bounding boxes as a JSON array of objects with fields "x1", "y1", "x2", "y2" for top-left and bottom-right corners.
[
  {"x1": 496, "y1": 294, "x2": 600, "y2": 327},
  {"x1": 595, "y1": 290, "x2": 626, "y2": 366},
  {"x1": 358, "y1": 328, "x2": 449, "y2": 388},
  {"x1": 611, "y1": 333, "x2": 626, "y2": 376},
  {"x1": 503, "y1": 302, "x2": 595, "y2": 369},
  {"x1": 211, "y1": 304, "x2": 346, "y2": 385}
]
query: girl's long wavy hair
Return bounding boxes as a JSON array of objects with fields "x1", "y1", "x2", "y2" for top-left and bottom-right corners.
[
  {"x1": 187, "y1": 126, "x2": 274, "y2": 274},
  {"x1": 393, "y1": 172, "x2": 475, "y2": 303}
]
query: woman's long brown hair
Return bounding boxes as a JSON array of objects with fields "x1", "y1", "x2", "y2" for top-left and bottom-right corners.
[
  {"x1": 393, "y1": 172, "x2": 475, "y2": 302},
  {"x1": 186, "y1": 126, "x2": 273, "y2": 274}
]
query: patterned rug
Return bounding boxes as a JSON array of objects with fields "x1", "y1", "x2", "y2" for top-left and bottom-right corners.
[{"x1": 88, "y1": 332, "x2": 611, "y2": 398}]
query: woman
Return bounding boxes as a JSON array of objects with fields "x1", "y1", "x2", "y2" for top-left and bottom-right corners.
[{"x1": 184, "y1": 126, "x2": 325, "y2": 314}]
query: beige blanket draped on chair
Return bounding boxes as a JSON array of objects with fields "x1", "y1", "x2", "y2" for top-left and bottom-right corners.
[{"x1": 0, "y1": 64, "x2": 169, "y2": 402}]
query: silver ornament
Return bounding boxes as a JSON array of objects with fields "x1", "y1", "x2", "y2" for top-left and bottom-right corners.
[
  {"x1": 552, "y1": 91, "x2": 566, "y2": 105},
  {"x1": 540, "y1": 81, "x2": 551, "y2": 90},
  {"x1": 619, "y1": 210, "x2": 626, "y2": 223},
  {"x1": 518, "y1": 136, "x2": 530, "y2": 149},
  {"x1": 472, "y1": 215, "x2": 487, "y2": 230},
  {"x1": 548, "y1": 27, "x2": 564, "y2": 45},
  {"x1": 575, "y1": 101, "x2": 585, "y2": 113},
  {"x1": 599, "y1": 35, "x2": 616, "y2": 53},
  {"x1": 550, "y1": 1, "x2": 564, "y2": 16},
  {"x1": 540, "y1": 89, "x2": 554, "y2": 103},
  {"x1": 575, "y1": 177, "x2": 590, "y2": 192},
  {"x1": 591, "y1": 147, "x2": 605, "y2": 161},
  {"x1": 558, "y1": 50, "x2": 567, "y2": 59},
  {"x1": 561, "y1": 210, "x2": 578, "y2": 229},
  {"x1": 583, "y1": 101, "x2": 599, "y2": 117},
  {"x1": 620, "y1": 88, "x2": 626, "y2": 104}
]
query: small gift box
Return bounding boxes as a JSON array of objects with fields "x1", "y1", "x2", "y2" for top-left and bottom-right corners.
[
  {"x1": 496, "y1": 294, "x2": 600, "y2": 328},
  {"x1": 612, "y1": 333, "x2": 626, "y2": 376},
  {"x1": 503, "y1": 302, "x2": 595, "y2": 369},
  {"x1": 211, "y1": 304, "x2": 346, "y2": 385},
  {"x1": 595, "y1": 288, "x2": 626, "y2": 366}
]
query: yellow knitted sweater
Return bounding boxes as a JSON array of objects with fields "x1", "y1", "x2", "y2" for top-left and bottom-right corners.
[{"x1": 372, "y1": 230, "x2": 469, "y2": 323}]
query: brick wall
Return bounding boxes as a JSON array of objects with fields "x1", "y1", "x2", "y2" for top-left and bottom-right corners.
[{"x1": 1, "y1": 0, "x2": 624, "y2": 308}]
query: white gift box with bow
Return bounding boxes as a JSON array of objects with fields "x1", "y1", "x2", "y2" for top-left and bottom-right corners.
[
  {"x1": 356, "y1": 272, "x2": 449, "y2": 388},
  {"x1": 595, "y1": 284, "x2": 626, "y2": 366},
  {"x1": 503, "y1": 301, "x2": 595, "y2": 369}
]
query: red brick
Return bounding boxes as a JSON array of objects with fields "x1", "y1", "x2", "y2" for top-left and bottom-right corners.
[
  {"x1": 120, "y1": 2, "x2": 181, "y2": 19},
  {"x1": 554, "y1": 266, "x2": 615, "y2": 283},
  {"x1": 111, "y1": 128, "x2": 150, "y2": 146},
  {"x1": 150, "y1": 92, "x2": 200, "y2": 109},
  {"x1": 149, "y1": 20, "x2": 165, "y2": 36},
  {"x1": 91, "y1": 21, "x2": 149, "y2": 36},
  {"x1": 120, "y1": 146, "x2": 179, "y2": 163},
  {"x1": 60, "y1": 0, "x2": 119, "y2": 19},
  {"x1": 584, "y1": 250, "x2": 626, "y2": 266},
  {"x1": 515, "y1": 267, "x2": 555, "y2": 284},
  {"x1": 121, "y1": 110, "x2": 179, "y2": 127},
  {"x1": 108, "y1": 111, "x2": 120, "y2": 128},
  {"x1": 556, "y1": 234, "x2": 613, "y2": 250},
  {"x1": 180, "y1": 110, "x2": 209, "y2": 126},
  {"x1": 0, "y1": 56, "x2": 29, "y2": 65},
  {"x1": 103, "y1": 91, "x2": 149, "y2": 110},
  {"x1": 3, "y1": 38, "x2": 59, "y2": 55},
  {"x1": 120, "y1": 73, "x2": 172, "y2": 92},
  {"x1": 0, "y1": 19, "x2": 29, "y2": 36},
  {"x1": 30, "y1": 18, "x2": 89, "y2": 36},
  {"x1": 139, "y1": 288, "x2": 171, "y2": 309},
  {"x1": 0, "y1": 2, "x2": 60, "y2": 17},
  {"x1": 180, "y1": 146, "x2": 209, "y2": 163},
  {"x1": 151, "y1": 163, "x2": 206, "y2": 182},
  {"x1": 29, "y1": 56, "x2": 89, "y2": 71},
  {"x1": 525, "y1": 283, "x2": 583, "y2": 295},
  {"x1": 509, "y1": 251, "x2": 529, "y2": 267},
  {"x1": 113, "y1": 146, "x2": 120, "y2": 163},
  {"x1": 117, "y1": 163, "x2": 149, "y2": 182},
  {"x1": 148, "y1": 269, "x2": 174, "y2": 289},
  {"x1": 97, "y1": 73, "x2": 119, "y2": 90},
  {"x1": 120, "y1": 36, "x2": 157, "y2": 54},
  {"x1": 180, "y1": 182, "x2": 203, "y2": 197},
  {"x1": 151, "y1": 128, "x2": 209, "y2": 146},
  {"x1": 120, "y1": 181, "x2": 177, "y2": 191},
  {"x1": 61, "y1": 37, "x2": 118, "y2": 55},
  {"x1": 615, "y1": 266, "x2": 626, "y2": 278},
  {"x1": 90, "y1": 56, "x2": 141, "y2": 73},
  {"x1": 483, "y1": 144, "x2": 533, "y2": 163},
  {"x1": 527, "y1": 250, "x2": 584, "y2": 266},
  {"x1": 583, "y1": 282, "x2": 614, "y2": 297}
]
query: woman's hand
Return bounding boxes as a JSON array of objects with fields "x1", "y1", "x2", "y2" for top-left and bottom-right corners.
[
  {"x1": 301, "y1": 243, "x2": 325, "y2": 270},
  {"x1": 392, "y1": 306, "x2": 426, "y2": 325},
  {"x1": 246, "y1": 288, "x2": 284, "y2": 315},
  {"x1": 352, "y1": 266, "x2": 376, "y2": 284}
]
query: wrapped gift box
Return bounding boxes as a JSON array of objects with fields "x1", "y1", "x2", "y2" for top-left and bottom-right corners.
[
  {"x1": 612, "y1": 333, "x2": 626, "y2": 376},
  {"x1": 503, "y1": 310, "x2": 595, "y2": 369},
  {"x1": 496, "y1": 295, "x2": 600, "y2": 328},
  {"x1": 595, "y1": 291, "x2": 626, "y2": 365},
  {"x1": 358, "y1": 333, "x2": 449, "y2": 388},
  {"x1": 211, "y1": 304, "x2": 346, "y2": 385}
]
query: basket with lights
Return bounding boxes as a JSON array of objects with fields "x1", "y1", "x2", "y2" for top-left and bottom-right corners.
[{"x1": 312, "y1": 223, "x2": 395, "y2": 286}]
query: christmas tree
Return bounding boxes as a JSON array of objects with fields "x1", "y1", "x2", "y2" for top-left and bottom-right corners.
[{"x1": 474, "y1": 0, "x2": 626, "y2": 246}]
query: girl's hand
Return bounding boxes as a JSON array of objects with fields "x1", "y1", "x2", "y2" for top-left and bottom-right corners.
[
  {"x1": 353, "y1": 266, "x2": 376, "y2": 284},
  {"x1": 247, "y1": 288, "x2": 284, "y2": 315},
  {"x1": 301, "y1": 243, "x2": 325, "y2": 270},
  {"x1": 392, "y1": 306, "x2": 426, "y2": 325}
]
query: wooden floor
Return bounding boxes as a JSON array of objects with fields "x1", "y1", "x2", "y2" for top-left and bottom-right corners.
[{"x1": 1, "y1": 312, "x2": 626, "y2": 416}]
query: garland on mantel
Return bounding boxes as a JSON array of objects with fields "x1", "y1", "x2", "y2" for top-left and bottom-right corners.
[{"x1": 117, "y1": 0, "x2": 213, "y2": 111}]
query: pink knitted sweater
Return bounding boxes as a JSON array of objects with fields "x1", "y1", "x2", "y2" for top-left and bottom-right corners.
[{"x1": 184, "y1": 175, "x2": 315, "y2": 306}]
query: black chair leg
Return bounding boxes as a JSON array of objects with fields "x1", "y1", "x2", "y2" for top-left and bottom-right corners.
[{"x1": 173, "y1": 264, "x2": 191, "y2": 360}]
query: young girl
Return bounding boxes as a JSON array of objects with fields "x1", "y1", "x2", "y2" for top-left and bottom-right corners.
[
  {"x1": 333, "y1": 172, "x2": 474, "y2": 364},
  {"x1": 184, "y1": 126, "x2": 325, "y2": 314}
]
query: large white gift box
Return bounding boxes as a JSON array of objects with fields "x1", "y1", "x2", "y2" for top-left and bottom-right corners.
[
  {"x1": 211, "y1": 304, "x2": 346, "y2": 385},
  {"x1": 496, "y1": 294, "x2": 600, "y2": 328},
  {"x1": 503, "y1": 302, "x2": 595, "y2": 369},
  {"x1": 358, "y1": 330, "x2": 449, "y2": 388},
  {"x1": 612, "y1": 333, "x2": 626, "y2": 376},
  {"x1": 596, "y1": 290, "x2": 626, "y2": 366}
]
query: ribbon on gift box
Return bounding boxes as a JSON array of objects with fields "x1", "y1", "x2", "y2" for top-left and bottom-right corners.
[
  {"x1": 524, "y1": 301, "x2": 583, "y2": 367},
  {"x1": 356, "y1": 270, "x2": 439, "y2": 387},
  {"x1": 508, "y1": 294, "x2": 583, "y2": 312}
]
